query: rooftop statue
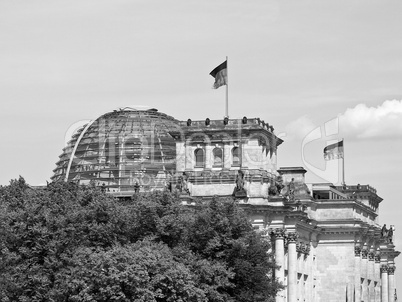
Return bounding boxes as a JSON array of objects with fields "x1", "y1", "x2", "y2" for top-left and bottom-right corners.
[
  {"x1": 268, "y1": 175, "x2": 284, "y2": 197},
  {"x1": 268, "y1": 181, "x2": 278, "y2": 196},
  {"x1": 269, "y1": 175, "x2": 311, "y2": 205},
  {"x1": 388, "y1": 226, "x2": 394, "y2": 243},
  {"x1": 233, "y1": 170, "x2": 247, "y2": 198},
  {"x1": 381, "y1": 224, "x2": 388, "y2": 236},
  {"x1": 381, "y1": 224, "x2": 395, "y2": 243},
  {"x1": 176, "y1": 172, "x2": 190, "y2": 195},
  {"x1": 134, "y1": 182, "x2": 140, "y2": 193},
  {"x1": 165, "y1": 171, "x2": 173, "y2": 192},
  {"x1": 288, "y1": 178, "x2": 296, "y2": 202}
]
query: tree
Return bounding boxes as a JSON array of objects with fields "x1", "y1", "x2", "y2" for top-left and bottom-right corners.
[
  {"x1": 0, "y1": 177, "x2": 282, "y2": 301},
  {"x1": 186, "y1": 199, "x2": 280, "y2": 302}
]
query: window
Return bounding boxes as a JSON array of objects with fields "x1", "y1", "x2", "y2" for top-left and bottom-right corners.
[
  {"x1": 125, "y1": 138, "x2": 142, "y2": 160},
  {"x1": 213, "y1": 147, "x2": 223, "y2": 166},
  {"x1": 232, "y1": 147, "x2": 240, "y2": 166},
  {"x1": 195, "y1": 148, "x2": 205, "y2": 167}
]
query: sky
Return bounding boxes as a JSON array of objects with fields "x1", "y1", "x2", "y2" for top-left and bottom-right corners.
[{"x1": 1, "y1": 0, "x2": 401, "y2": 291}]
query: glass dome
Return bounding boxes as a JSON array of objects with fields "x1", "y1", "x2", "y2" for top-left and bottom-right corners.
[{"x1": 52, "y1": 108, "x2": 180, "y2": 192}]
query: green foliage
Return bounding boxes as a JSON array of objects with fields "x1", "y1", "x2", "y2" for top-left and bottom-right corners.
[
  {"x1": 0, "y1": 177, "x2": 282, "y2": 301},
  {"x1": 64, "y1": 240, "x2": 207, "y2": 302}
]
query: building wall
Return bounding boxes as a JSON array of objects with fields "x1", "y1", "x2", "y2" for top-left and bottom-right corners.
[{"x1": 314, "y1": 242, "x2": 354, "y2": 302}]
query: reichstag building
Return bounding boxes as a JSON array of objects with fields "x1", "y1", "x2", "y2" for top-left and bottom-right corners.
[{"x1": 52, "y1": 107, "x2": 399, "y2": 302}]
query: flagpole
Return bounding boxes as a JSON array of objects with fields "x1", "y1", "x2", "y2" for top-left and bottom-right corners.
[
  {"x1": 342, "y1": 138, "x2": 345, "y2": 186},
  {"x1": 225, "y1": 56, "x2": 229, "y2": 118}
]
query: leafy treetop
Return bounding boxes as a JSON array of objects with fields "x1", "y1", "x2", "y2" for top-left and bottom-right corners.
[{"x1": 0, "y1": 177, "x2": 282, "y2": 302}]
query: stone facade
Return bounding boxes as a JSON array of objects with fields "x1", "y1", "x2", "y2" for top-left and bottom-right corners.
[{"x1": 169, "y1": 117, "x2": 399, "y2": 302}]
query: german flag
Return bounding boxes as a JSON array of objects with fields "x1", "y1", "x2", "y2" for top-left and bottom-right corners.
[
  {"x1": 210, "y1": 60, "x2": 227, "y2": 89},
  {"x1": 324, "y1": 140, "x2": 344, "y2": 161}
]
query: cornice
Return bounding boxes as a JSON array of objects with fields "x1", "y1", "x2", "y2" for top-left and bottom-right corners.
[
  {"x1": 317, "y1": 222, "x2": 385, "y2": 238},
  {"x1": 181, "y1": 126, "x2": 281, "y2": 146},
  {"x1": 241, "y1": 204, "x2": 295, "y2": 214},
  {"x1": 316, "y1": 219, "x2": 378, "y2": 229},
  {"x1": 314, "y1": 199, "x2": 378, "y2": 216}
]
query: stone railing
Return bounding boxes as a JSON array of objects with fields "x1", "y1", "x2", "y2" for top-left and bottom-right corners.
[{"x1": 335, "y1": 184, "x2": 377, "y2": 194}]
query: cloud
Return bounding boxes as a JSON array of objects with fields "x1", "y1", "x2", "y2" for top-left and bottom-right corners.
[
  {"x1": 339, "y1": 100, "x2": 402, "y2": 139},
  {"x1": 283, "y1": 99, "x2": 402, "y2": 142},
  {"x1": 283, "y1": 115, "x2": 316, "y2": 141}
]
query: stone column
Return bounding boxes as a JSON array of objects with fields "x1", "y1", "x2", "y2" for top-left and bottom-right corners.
[
  {"x1": 223, "y1": 144, "x2": 231, "y2": 169},
  {"x1": 388, "y1": 266, "x2": 395, "y2": 302},
  {"x1": 185, "y1": 145, "x2": 193, "y2": 171},
  {"x1": 368, "y1": 252, "x2": 375, "y2": 302},
  {"x1": 271, "y1": 228, "x2": 286, "y2": 302},
  {"x1": 355, "y1": 246, "x2": 362, "y2": 302},
  {"x1": 287, "y1": 232, "x2": 298, "y2": 302},
  {"x1": 305, "y1": 243, "x2": 313, "y2": 302},
  {"x1": 361, "y1": 249, "x2": 368, "y2": 301},
  {"x1": 381, "y1": 265, "x2": 389, "y2": 302},
  {"x1": 374, "y1": 254, "x2": 381, "y2": 302},
  {"x1": 205, "y1": 145, "x2": 212, "y2": 169},
  {"x1": 175, "y1": 141, "x2": 186, "y2": 171}
]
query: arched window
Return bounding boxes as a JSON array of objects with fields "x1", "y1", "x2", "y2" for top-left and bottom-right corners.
[
  {"x1": 213, "y1": 147, "x2": 223, "y2": 166},
  {"x1": 232, "y1": 147, "x2": 240, "y2": 166},
  {"x1": 194, "y1": 148, "x2": 205, "y2": 167}
]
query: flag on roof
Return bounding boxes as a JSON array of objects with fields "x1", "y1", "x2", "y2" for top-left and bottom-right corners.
[
  {"x1": 210, "y1": 60, "x2": 227, "y2": 89},
  {"x1": 324, "y1": 140, "x2": 344, "y2": 161}
]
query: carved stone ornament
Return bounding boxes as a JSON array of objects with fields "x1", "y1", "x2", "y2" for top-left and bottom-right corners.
[
  {"x1": 270, "y1": 228, "x2": 286, "y2": 239},
  {"x1": 268, "y1": 181, "x2": 279, "y2": 196},
  {"x1": 287, "y1": 232, "x2": 299, "y2": 243},
  {"x1": 302, "y1": 244, "x2": 309, "y2": 254},
  {"x1": 380, "y1": 265, "x2": 389, "y2": 273},
  {"x1": 375, "y1": 254, "x2": 381, "y2": 263},
  {"x1": 297, "y1": 242, "x2": 308, "y2": 254},
  {"x1": 305, "y1": 244, "x2": 311, "y2": 255},
  {"x1": 388, "y1": 266, "x2": 395, "y2": 275},
  {"x1": 368, "y1": 252, "x2": 375, "y2": 261},
  {"x1": 361, "y1": 249, "x2": 368, "y2": 259},
  {"x1": 354, "y1": 246, "x2": 361, "y2": 257},
  {"x1": 268, "y1": 175, "x2": 284, "y2": 197}
]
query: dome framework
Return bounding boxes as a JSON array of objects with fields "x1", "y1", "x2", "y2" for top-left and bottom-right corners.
[{"x1": 52, "y1": 108, "x2": 180, "y2": 192}]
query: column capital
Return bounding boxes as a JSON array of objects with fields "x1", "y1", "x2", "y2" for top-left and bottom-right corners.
[
  {"x1": 380, "y1": 264, "x2": 389, "y2": 273},
  {"x1": 361, "y1": 249, "x2": 368, "y2": 259},
  {"x1": 388, "y1": 266, "x2": 395, "y2": 275},
  {"x1": 297, "y1": 242, "x2": 309, "y2": 255},
  {"x1": 287, "y1": 232, "x2": 299, "y2": 243},
  {"x1": 354, "y1": 246, "x2": 361, "y2": 257},
  {"x1": 270, "y1": 228, "x2": 286, "y2": 239},
  {"x1": 296, "y1": 242, "x2": 303, "y2": 253},
  {"x1": 375, "y1": 254, "x2": 381, "y2": 263},
  {"x1": 368, "y1": 252, "x2": 375, "y2": 261}
]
